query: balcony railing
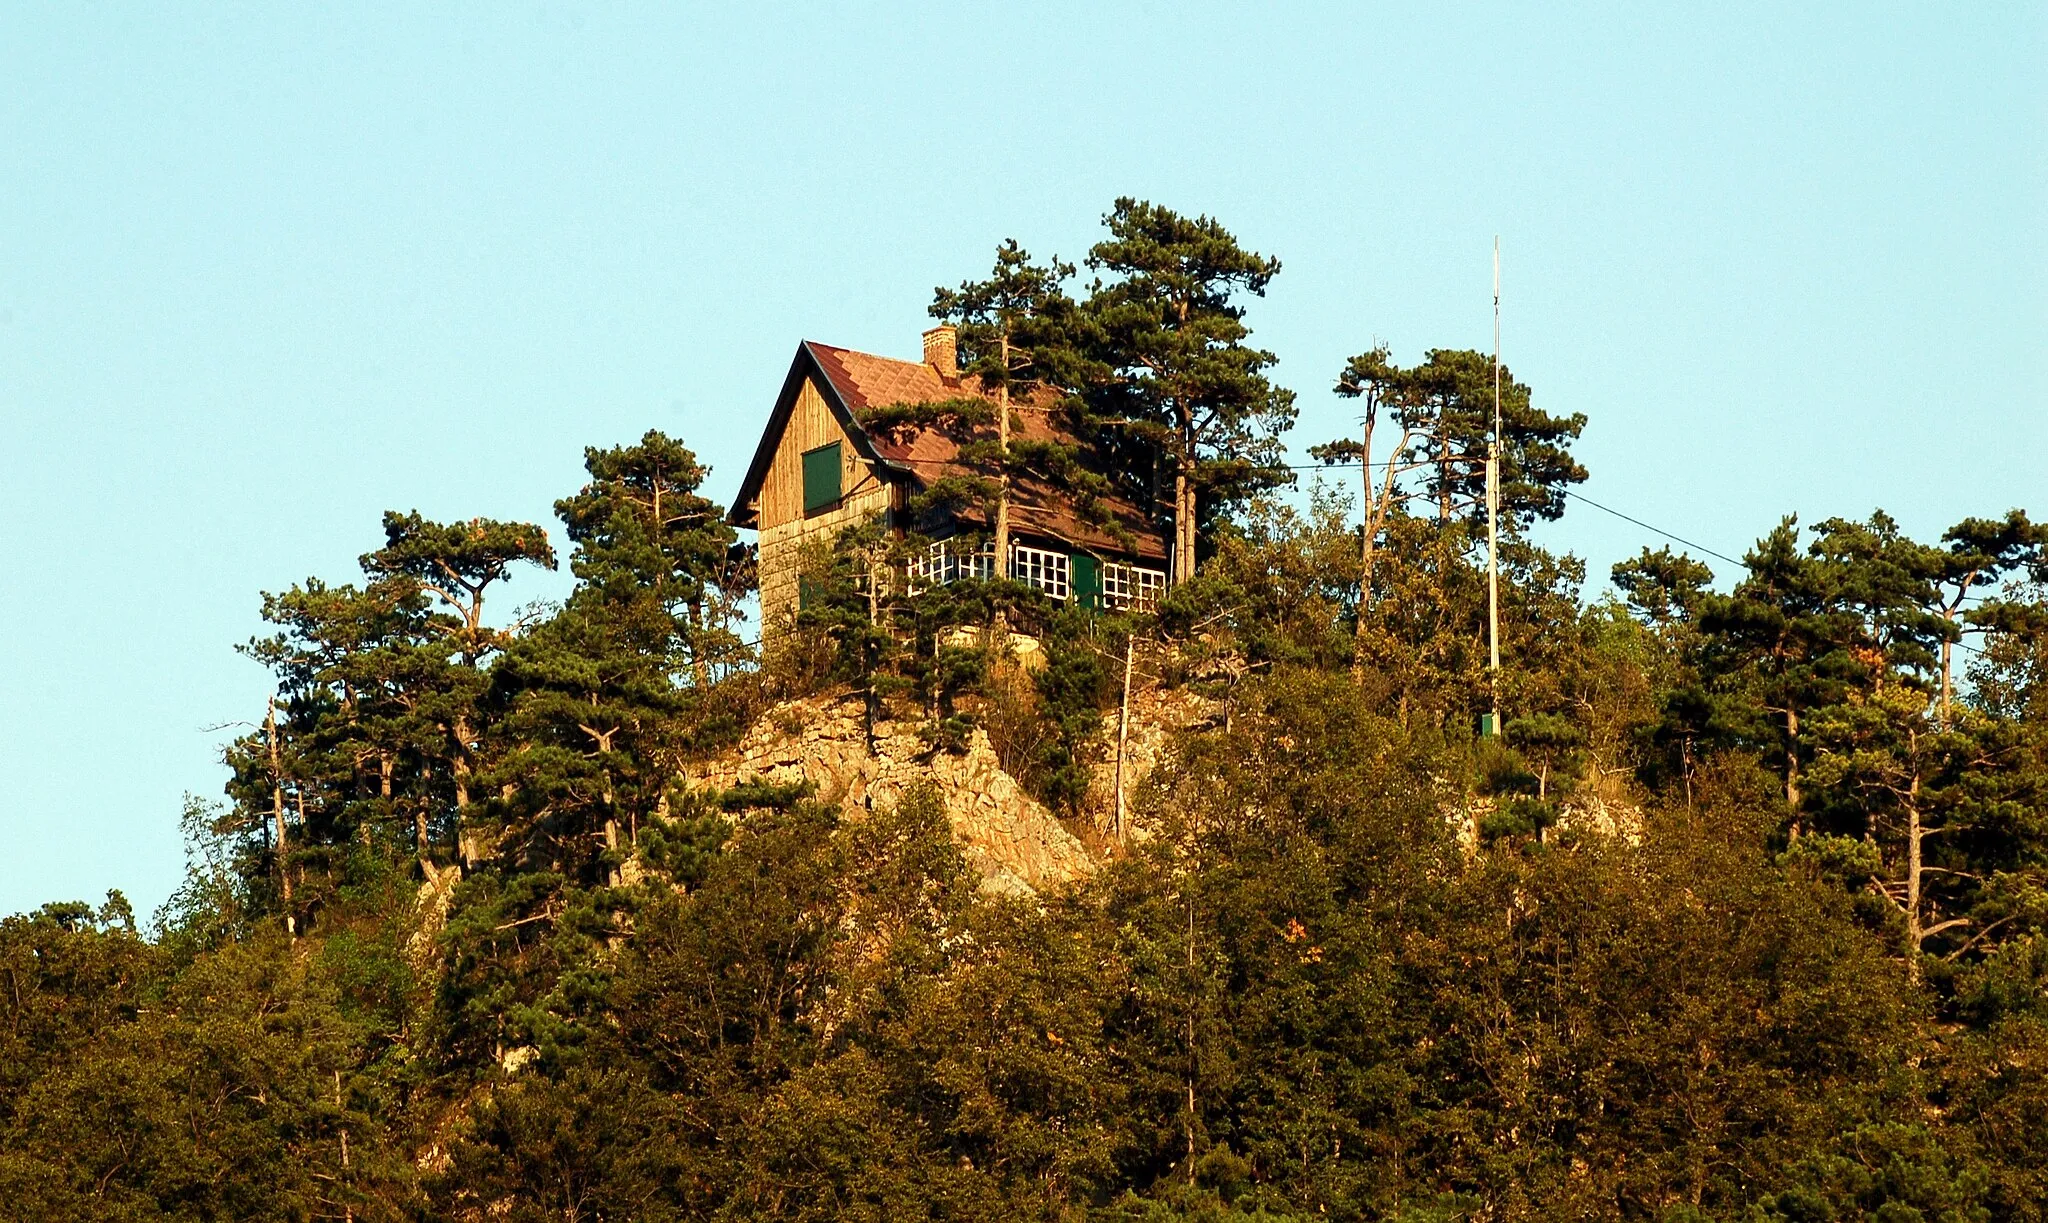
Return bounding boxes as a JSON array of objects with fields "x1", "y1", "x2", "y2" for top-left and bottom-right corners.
[{"x1": 908, "y1": 540, "x2": 1164, "y2": 611}]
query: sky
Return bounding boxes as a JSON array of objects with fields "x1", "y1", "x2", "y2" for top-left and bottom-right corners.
[{"x1": 2, "y1": 3, "x2": 2042, "y2": 918}]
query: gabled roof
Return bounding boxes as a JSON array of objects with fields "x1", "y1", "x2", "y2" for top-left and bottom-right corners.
[
  {"x1": 729, "y1": 340, "x2": 1166, "y2": 562},
  {"x1": 727, "y1": 342, "x2": 891, "y2": 530},
  {"x1": 808, "y1": 341, "x2": 1077, "y2": 474}
]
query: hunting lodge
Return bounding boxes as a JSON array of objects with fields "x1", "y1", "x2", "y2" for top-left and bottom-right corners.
[{"x1": 728, "y1": 325, "x2": 1169, "y2": 633}]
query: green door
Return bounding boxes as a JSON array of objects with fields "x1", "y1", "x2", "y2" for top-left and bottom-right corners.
[
  {"x1": 802, "y1": 442, "x2": 842, "y2": 513},
  {"x1": 1071, "y1": 552, "x2": 1101, "y2": 609}
]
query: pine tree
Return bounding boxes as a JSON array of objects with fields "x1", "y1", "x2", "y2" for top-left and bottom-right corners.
[
  {"x1": 488, "y1": 433, "x2": 751, "y2": 880},
  {"x1": 926, "y1": 239, "x2": 1082, "y2": 574},
  {"x1": 553, "y1": 430, "x2": 752, "y2": 687},
  {"x1": 1314, "y1": 346, "x2": 1432, "y2": 675},
  {"x1": 1397, "y1": 348, "x2": 1585, "y2": 532},
  {"x1": 358, "y1": 511, "x2": 555, "y2": 865},
  {"x1": 1929, "y1": 510, "x2": 2043, "y2": 722},
  {"x1": 1314, "y1": 345, "x2": 1587, "y2": 679},
  {"x1": 1076, "y1": 199, "x2": 1296, "y2": 584},
  {"x1": 1612, "y1": 546, "x2": 1715, "y2": 627},
  {"x1": 1694, "y1": 516, "x2": 1866, "y2": 819},
  {"x1": 360, "y1": 511, "x2": 557, "y2": 668}
]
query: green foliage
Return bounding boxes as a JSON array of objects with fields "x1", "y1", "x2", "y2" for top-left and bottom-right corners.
[
  {"x1": 783, "y1": 513, "x2": 1116, "y2": 807},
  {"x1": 1069, "y1": 199, "x2": 1297, "y2": 575},
  {"x1": 361, "y1": 509, "x2": 557, "y2": 664},
  {"x1": 0, "y1": 913, "x2": 425, "y2": 1220},
  {"x1": 11, "y1": 211, "x2": 2048, "y2": 1221},
  {"x1": 931, "y1": 238, "x2": 1080, "y2": 400},
  {"x1": 1032, "y1": 607, "x2": 1118, "y2": 814},
  {"x1": 1614, "y1": 546, "x2": 1715, "y2": 625},
  {"x1": 915, "y1": 239, "x2": 1101, "y2": 541},
  {"x1": 1319, "y1": 343, "x2": 1587, "y2": 536},
  {"x1": 553, "y1": 429, "x2": 752, "y2": 679},
  {"x1": 1157, "y1": 494, "x2": 1359, "y2": 674}
]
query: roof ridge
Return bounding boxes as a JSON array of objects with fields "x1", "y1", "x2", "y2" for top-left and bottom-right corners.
[{"x1": 804, "y1": 338, "x2": 931, "y2": 369}]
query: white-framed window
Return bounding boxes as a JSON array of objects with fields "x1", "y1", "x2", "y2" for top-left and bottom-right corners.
[
  {"x1": 954, "y1": 541, "x2": 996, "y2": 583},
  {"x1": 906, "y1": 541, "x2": 942, "y2": 594},
  {"x1": 906, "y1": 539, "x2": 996, "y2": 594},
  {"x1": 1103, "y1": 562, "x2": 1166, "y2": 611},
  {"x1": 1010, "y1": 544, "x2": 1071, "y2": 601},
  {"x1": 905, "y1": 545, "x2": 937, "y2": 595}
]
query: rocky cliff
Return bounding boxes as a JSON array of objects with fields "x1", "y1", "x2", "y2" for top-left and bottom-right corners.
[{"x1": 680, "y1": 693, "x2": 1096, "y2": 896}]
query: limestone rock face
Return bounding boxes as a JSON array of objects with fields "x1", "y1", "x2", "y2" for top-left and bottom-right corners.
[
  {"x1": 1557, "y1": 793, "x2": 1644, "y2": 845},
  {"x1": 1084, "y1": 684, "x2": 1220, "y2": 839},
  {"x1": 1456, "y1": 791, "x2": 1645, "y2": 849},
  {"x1": 407, "y1": 860, "x2": 461, "y2": 970},
  {"x1": 683, "y1": 693, "x2": 1095, "y2": 896}
]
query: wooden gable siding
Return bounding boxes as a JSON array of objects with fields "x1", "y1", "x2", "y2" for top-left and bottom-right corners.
[
  {"x1": 758, "y1": 375, "x2": 874, "y2": 530},
  {"x1": 756, "y1": 374, "x2": 895, "y2": 633}
]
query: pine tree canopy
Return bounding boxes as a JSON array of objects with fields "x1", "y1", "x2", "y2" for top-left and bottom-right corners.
[{"x1": 9, "y1": 204, "x2": 2048, "y2": 1223}]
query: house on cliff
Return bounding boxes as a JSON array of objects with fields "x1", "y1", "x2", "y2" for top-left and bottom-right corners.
[{"x1": 728, "y1": 325, "x2": 1168, "y2": 633}]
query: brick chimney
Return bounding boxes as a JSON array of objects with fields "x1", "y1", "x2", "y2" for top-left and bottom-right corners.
[{"x1": 922, "y1": 324, "x2": 958, "y2": 376}]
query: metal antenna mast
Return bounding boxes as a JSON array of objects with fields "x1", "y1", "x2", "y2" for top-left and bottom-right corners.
[{"x1": 1485, "y1": 238, "x2": 1502, "y2": 736}]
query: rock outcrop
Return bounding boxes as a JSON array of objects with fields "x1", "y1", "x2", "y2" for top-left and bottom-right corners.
[{"x1": 682, "y1": 693, "x2": 1095, "y2": 896}]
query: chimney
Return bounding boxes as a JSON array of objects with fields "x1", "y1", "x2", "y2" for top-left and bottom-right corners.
[{"x1": 922, "y1": 324, "x2": 958, "y2": 376}]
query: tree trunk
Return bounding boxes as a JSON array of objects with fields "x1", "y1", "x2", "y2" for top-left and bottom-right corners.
[
  {"x1": 1438, "y1": 427, "x2": 1452, "y2": 523},
  {"x1": 1353, "y1": 404, "x2": 1376, "y2": 680},
  {"x1": 1905, "y1": 790, "x2": 1924, "y2": 985},
  {"x1": 452, "y1": 719, "x2": 473, "y2": 813},
  {"x1": 1114, "y1": 633, "x2": 1135, "y2": 843},
  {"x1": 689, "y1": 598, "x2": 709, "y2": 688},
  {"x1": 1184, "y1": 884, "x2": 1198, "y2": 1178},
  {"x1": 1940, "y1": 612, "x2": 1955, "y2": 729},
  {"x1": 995, "y1": 331, "x2": 1012, "y2": 576},
  {"x1": 413, "y1": 772, "x2": 433, "y2": 873},
  {"x1": 1903, "y1": 729, "x2": 1928, "y2": 983},
  {"x1": 451, "y1": 720, "x2": 474, "y2": 871},
  {"x1": 267, "y1": 698, "x2": 295, "y2": 938},
  {"x1": 1174, "y1": 456, "x2": 1196, "y2": 585},
  {"x1": 1784, "y1": 705, "x2": 1802, "y2": 825},
  {"x1": 862, "y1": 552, "x2": 881, "y2": 755},
  {"x1": 1682, "y1": 735, "x2": 1695, "y2": 812}
]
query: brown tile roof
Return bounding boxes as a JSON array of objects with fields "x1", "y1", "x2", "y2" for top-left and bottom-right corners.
[{"x1": 805, "y1": 342, "x2": 1167, "y2": 562}]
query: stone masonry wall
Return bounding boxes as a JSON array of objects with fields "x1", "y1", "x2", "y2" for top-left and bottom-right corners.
[{"x1": 756, "y1": 478, "x2": 891, "y2": 638}]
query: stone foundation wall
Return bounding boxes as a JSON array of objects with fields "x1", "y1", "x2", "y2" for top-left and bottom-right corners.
[{"x1": 756, "y1": 482, "x2": 892, "y2": 638}]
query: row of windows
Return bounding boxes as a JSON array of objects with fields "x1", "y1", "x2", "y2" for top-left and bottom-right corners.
[
  {"x1": 908, "y1": 540, "x2": 1163, "y2": 610},
  {"x1": 906, "y1": 539, "x2": 996, "y2": 589},
  {"x1": 799, "y1": 444, "x2": 1161, "y2": 608},
  {"x1": 1102, "y1": 561, "x2": 1166, "y2": 610}
]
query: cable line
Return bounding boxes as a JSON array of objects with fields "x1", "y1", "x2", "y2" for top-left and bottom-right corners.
[{"x1": 1556, "y1": 487, "x2": 1747, "y2": 568}]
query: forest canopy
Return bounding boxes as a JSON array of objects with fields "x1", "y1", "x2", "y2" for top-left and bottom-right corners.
[{"x1": 5, "y1": 204, "x2": 2047, "y2": 1223}]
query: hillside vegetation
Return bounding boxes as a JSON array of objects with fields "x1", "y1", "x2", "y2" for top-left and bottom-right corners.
[{"x1": 5, "y1": 205, "x2": 2046, "y2": 1222}]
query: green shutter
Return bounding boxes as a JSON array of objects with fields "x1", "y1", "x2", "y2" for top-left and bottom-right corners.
[
  {"x1": 1071, "y1": 552, "x2": 1101, "y2": 609},
  {"x1": 801, "y1": 442, "x2": 842, "y2": 513}
]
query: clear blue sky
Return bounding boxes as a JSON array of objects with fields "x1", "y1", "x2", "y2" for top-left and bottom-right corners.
[{"x1": 3, "y1": 4, "x2": 2041, "y2": 918}]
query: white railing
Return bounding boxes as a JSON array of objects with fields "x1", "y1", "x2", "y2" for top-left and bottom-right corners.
[{"x1": 907, "y1": 541, "x2": 1161, "y2": 609}]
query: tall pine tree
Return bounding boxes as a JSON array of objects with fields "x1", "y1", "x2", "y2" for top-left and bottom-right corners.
[{"x1": 1075, "y1": 199, "x2": 1295, "y2": 584}]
